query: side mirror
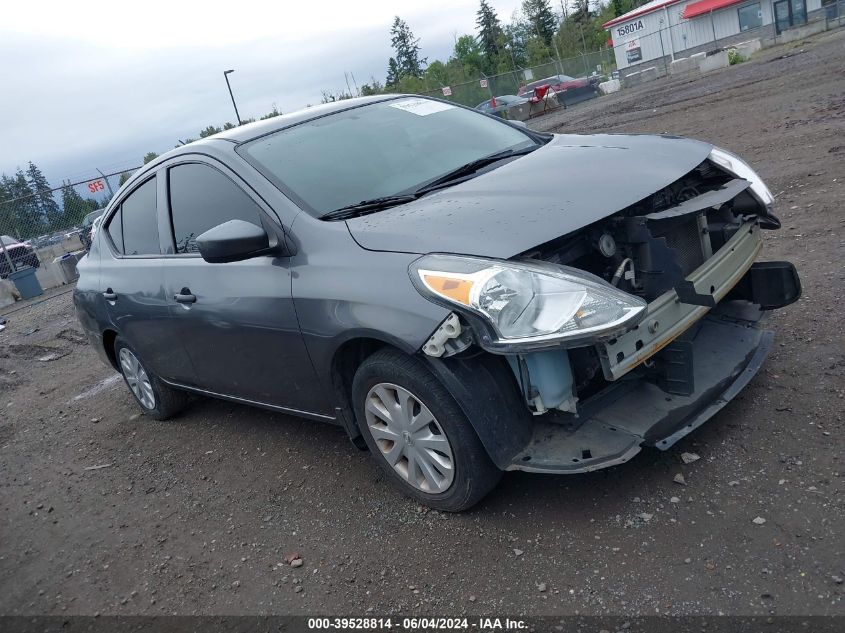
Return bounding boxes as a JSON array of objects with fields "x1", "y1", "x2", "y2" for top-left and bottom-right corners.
[{"x1": 196, "y1": 219, "x2": 272, "y2": 263}]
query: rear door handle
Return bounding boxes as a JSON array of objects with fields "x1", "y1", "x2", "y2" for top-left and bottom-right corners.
[
  {"x1": 174, "y1": 288, "x2": 197, "y2": 304},
  {"x1": 102, "y1": 289, "x2": 117, "y2": 301}
]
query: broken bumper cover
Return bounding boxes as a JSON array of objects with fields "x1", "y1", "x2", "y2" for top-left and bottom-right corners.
[{"x1": 508, "y1": 310, "x2": 774, "y2": 473}]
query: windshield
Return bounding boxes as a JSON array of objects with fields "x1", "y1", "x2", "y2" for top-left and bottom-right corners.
[{"x1": 240, "y1": 97, "x2": 536, "y2": 217}]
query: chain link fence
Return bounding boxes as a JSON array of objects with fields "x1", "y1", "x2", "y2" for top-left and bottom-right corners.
[
  {"x1": 419, "y1": 48, "x2": 616, "y2": 110},
  {"x1": 0, "y1": 168, "x2": 138, "y2": 299},
  {"x1": 420, "y1": 0, "x2": 844, "y2": 109}
]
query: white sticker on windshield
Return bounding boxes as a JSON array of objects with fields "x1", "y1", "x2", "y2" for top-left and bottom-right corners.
[{"x1": 389, "y1": 98, "x2": 454, "y2": 116}]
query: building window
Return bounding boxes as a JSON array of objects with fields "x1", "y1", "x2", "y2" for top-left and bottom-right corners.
[{"x1": 738, "y1": 3, "x2": 763, "y2": 31}]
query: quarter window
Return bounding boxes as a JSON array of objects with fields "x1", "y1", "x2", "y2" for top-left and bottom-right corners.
[
  {"x1": 106, "y1": 206, "x2": 124, "y2": 254},
  {"x1": 738, "y1": 3, "x2": 763, "y2": 31},
  {"x1": 168, "y1": 163, "x2": 263, "y2": 254},
  {"x1": 120, "y1": 178, "x2": 161, "y2": 256}
]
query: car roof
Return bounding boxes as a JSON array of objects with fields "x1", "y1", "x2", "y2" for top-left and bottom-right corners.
[
  {"x1": 131, "y1": 94, "x2": 416, "y2": 185},
  {"x1": 130, "y1": 92, "x2": 531, "y2": 204},
  {"x1": 206, "y1": 94, "x2": 406, "y2": 143}
]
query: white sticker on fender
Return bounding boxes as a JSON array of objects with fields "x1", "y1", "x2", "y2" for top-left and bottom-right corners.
[{"x1": 389, "y1": 98, "x2": 454, "y2": 116}]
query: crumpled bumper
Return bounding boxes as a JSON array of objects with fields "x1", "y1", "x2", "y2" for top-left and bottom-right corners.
[{"x1": 507, "y1": 308, "x2": 773, "y2": 474}]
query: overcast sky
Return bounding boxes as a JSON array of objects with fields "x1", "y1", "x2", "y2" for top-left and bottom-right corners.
[{"x1": 1, "y1": 0, "x2": 524, "y2": 188}]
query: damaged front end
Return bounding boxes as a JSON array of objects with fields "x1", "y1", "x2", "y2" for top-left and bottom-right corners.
[{"x1": 415, "y1": 150, "x2": 801, "y2": 474}]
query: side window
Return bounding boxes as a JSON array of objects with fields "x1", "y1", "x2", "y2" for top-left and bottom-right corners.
[
  {"x1": 121, "y1": 178, "x2": 161, "y2": 256},
  {"x1": 168, "y1": 163, "x2": 263, "y2": 254},
  {"x1": 106, "y1": 208, "x2": 124, "y2": 254}
]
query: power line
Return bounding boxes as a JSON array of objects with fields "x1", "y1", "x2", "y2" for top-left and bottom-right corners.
[{"x1": 0, "y1": 166, "x2": 141, "y2": 206}]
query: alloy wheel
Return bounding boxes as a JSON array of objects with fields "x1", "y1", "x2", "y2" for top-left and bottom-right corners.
[
  {"x1": 364, "y1": 382, "x2": 455, "y2": 493},
  {"x1": 119, "y1": 348, "x2": 156, "y2": 410}
]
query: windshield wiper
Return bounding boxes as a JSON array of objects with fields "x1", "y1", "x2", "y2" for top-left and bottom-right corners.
[
  {"x1": 321, "y1": 145, "x2": 540, "y2": 221},
  {"x1": 321, "y1": 194, "x2": 419, "y2": 221},
  {"x1": 413, "y1": 145, "x2": 539, "y2": 195}
]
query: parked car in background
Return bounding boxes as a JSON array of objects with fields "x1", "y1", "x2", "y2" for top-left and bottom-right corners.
[
  {"x1": 80, "y1": 209, "x2": 105, "y2": 251},
  {"x1": 74, "y1": 95, "x2": 800, "y2": 511},
  {"x1": 0, "y1": 240, "x2": 40, "y2": 279},
  {"x1": 517, "y1": 74, "x2": 599, "y2": 104},
  {"x1": 475, "y1": 94, "x2": 529, "y2": 118},
  {"x1": 31, "y1": 233, "x2": 65, "y2": 249},
  {"x1": 87, "y1": 214, "x2": 105, "y2": 251}
]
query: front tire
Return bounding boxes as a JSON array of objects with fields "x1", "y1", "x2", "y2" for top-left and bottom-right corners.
[
  {"x1": 114, "y1": 336, "x2": 188, "y2": 421},
  {"x1": 352, "y1": 349, "x2": 502, "y2": 512}
]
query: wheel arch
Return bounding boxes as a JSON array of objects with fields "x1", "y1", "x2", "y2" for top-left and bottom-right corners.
[
  {"x1": 330, "y1": 336, "x2": 405, "y2": 446},
  {"x1": 102, "y1": 328, "x2": 119, "y2": 371},
  {"x1": 331, "y1": 334, "x2": 533, "y2": 470}
]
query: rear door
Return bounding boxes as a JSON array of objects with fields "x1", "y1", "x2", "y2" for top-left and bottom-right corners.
[
  {"x1": 98, "y1": 175, "x2": 195, "y2": 382},
  {"x1": 159, "y1": 159, "x2": 329, "y2": 415}
]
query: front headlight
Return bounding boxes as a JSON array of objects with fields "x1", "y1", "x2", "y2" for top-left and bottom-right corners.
[
  {"x1": 410, "y1": 254, "x2": 646, "y2": 350},
  {"x1": 709, "y1": 147, "x2": 774, "y2": 207}
]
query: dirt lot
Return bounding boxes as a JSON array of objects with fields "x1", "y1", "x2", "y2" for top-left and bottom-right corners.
[{"x1": 1, "y1": 29, "x2": 843, "y2": 618}]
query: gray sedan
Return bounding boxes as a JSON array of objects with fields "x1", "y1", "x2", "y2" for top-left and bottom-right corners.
[{"x1": 74, "y1": 95, "x2": 800, "y2": 511}]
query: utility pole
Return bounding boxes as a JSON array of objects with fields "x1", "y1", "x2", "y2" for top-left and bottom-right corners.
[
  {"x1": 96, "y1": 169, "x2": 115, "y2": 197},
  {"x1": 223, "y1": 69, "x2": 242, "y2": 125}
]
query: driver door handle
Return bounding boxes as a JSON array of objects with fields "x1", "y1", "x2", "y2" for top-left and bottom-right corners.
[{"x1": 174, "y1": 288, "x2": 197, "y2": 304}]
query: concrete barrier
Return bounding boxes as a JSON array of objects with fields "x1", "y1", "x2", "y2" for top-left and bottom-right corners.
[
  {"x1": 777, "y1": 19, "x2": 827, "y2": 44},
  {"x1": 0, "y1": 278, "x2": 18, "y2": 309},
  {"x1": 507, "y1": 103, "x2": 531, "y2": 121},
  {"x1": 35, "y1": 235, "x2": 84, "y2": 262},
  {"x1": 669, "y1": 56, "x2": 698, "y2": 75},
  {"x1": 698, "y1": 50, "x2": 729, "y2": 73},
  {"x1": 734, "y1": 38, "x2": 762, "y2": 58},
  {"x1": 35, "y1": 258, "x2": 65, "y2": 291},
  {"x1": 624, "y1": 66, "x2": 659, "y2": 88},
  {"x1": 598, "y1": 79, "x2": 621, "y2": 94}
]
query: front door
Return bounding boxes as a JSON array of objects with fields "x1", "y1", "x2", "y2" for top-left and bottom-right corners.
[
  {"x1": 774, "y1": 0, "x2": 808, "y2": 33},
  {"x1": 99, "y1": 174, "x2": 195, "y2": 383},
  {"x1": 159, "y1": 160, "x2": 330, "y2": 416}
]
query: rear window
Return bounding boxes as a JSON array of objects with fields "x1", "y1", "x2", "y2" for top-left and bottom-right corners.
[{"x1": 107, "y1": 177, "x2": 160, "y2": 256}]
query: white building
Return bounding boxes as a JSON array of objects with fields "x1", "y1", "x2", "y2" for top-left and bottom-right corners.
[{"x1": 603, "y1": 0, "x2": 831, "y2": 73}]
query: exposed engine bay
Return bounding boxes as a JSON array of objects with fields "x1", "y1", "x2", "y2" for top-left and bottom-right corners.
[{"x1": 422, "y1": 159, "x2": 800, "y2": 432}]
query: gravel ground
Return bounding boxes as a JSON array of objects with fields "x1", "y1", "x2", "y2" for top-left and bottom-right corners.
[{"x1": 1, "y1": 29, "x2": 843, "y2": 618}]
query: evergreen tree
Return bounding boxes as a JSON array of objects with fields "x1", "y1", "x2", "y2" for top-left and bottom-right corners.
[
  {"x1": 26, "y1": 162, "x2": 61, "y2": 230},
  {"x1": 0, "y1": 175, "x2": 13, "y2": 239},
  {"x1": 476, "y1": 0, "x2": 504, "y2": 63},
  {"x1": 522, "y1": 0, "x2": 558, "y2": 45},
  {"x1": 61, "y1": 181, "x2": 86, "y2": 226},
  {"x1": 143, "y1": 152, "x2": 158, "y2": 164},
  {"x1": 7, "y1": 169, "x2": 43, "y2": 238},
  {"x1": 385, "y1": 57, "x2": 401, "y2": 89},
  {"x1": 389, "y1": 17, "x2": 426, "y2": 80},
  {"x1": 503, "y1": 20, "x2": 529, "y2": 68}
]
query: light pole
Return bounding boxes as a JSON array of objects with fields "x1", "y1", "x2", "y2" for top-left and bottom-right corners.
[{"x1": 223, "y1": 69, "x2": 242, "y2": 125}]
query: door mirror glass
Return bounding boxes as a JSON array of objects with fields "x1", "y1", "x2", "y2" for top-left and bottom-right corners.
[{"x1": 196, "y1": 219, "x2": 270, "y2": 263}]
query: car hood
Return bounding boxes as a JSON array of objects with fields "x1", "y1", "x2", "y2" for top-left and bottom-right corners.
[{"x1": 346, "y1": 133, "x2": 713, "y2": 259}]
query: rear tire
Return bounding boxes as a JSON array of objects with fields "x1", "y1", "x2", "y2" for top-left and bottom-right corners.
[
  {"x1": 352, "y1": 349, "x2": 502, "y2": 512},
  {"x1": 114, "y1": 336, "x2": 188, "y2": 421}
]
